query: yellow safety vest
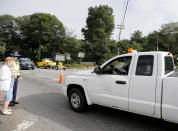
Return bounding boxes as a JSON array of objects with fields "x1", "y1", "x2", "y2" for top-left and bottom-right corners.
[{"x1": 12, "y1": 61, "x2": 21, "y2": 76}]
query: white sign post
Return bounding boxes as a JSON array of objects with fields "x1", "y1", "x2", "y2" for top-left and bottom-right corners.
[
  {"x1": 65, "y1": 53, "x2": 71, "y2": 60},
  {"x1": 78, "y1": 52, "x2": 85, "y2": 64},
  {"x1": 55, "y1": 54, "x2": 65, "y2": 61},
  {"x1": 78, "y1": 52, "x2": 85, "y2": 58}
]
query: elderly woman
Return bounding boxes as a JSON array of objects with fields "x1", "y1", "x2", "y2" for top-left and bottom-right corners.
[{"x1": 0, "y1": 57, "x2": 16, "y2": 115}]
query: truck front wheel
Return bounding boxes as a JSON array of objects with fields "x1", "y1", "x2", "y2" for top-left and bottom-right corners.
[{"x1": 68, "y1": 88, "x2": 87, "y2": 112}]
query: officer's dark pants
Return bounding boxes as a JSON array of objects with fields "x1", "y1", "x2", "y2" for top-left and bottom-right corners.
[{"x1": 12, "y1": 78, "x2": 18, "y2": 102}]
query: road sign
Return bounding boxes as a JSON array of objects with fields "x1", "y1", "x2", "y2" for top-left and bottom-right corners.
[
  {"x1": 66, "y1": 54, "x2": 71, "y2": 60},
  {"x1": 55, "y1": 54, "x2": 65, "y2": 61},
  {"x1": 78, "y1": 52, "x2": 85, "y2": 58}
]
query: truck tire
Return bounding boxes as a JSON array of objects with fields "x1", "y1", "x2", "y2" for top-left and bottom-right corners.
[{"x1": 68, "y1": 88, "x2": 87, "y2": 112}]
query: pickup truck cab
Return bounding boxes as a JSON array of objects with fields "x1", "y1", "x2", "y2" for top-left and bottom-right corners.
[{"x1": 63, "y1": 50, "x2": 178, "y2": 124}]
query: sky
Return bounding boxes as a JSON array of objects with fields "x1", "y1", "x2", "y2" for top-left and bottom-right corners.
[{"x1": 1, "y1": 0, "x2": 178, "y2": 41}]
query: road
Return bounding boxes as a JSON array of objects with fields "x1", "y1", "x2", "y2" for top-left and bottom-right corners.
[{"x1": 0, "y1": 68, "x2": 178, "y2": 131}]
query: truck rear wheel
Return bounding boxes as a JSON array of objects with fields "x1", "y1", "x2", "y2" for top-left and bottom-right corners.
[{"x1": 68, "y1": 88, "x2": 87, "y2": 112}]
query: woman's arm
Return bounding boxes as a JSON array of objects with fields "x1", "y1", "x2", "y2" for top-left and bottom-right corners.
[{"x1": 0, "y1": 66, "x2": 11, "y2": 81}]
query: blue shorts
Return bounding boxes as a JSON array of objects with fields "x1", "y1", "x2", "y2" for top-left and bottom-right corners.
[{"x1": 1, "y1": 87, "x2": 13, "y2": 101}]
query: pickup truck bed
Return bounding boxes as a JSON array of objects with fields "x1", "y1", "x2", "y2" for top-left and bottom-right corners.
[{"x1": 162, "y1": 75, "x2": 178, "y2": 123}]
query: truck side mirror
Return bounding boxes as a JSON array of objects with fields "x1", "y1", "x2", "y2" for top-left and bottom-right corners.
[{"x1": 94, "y1": 66, "x2": 102, "y2": 74}]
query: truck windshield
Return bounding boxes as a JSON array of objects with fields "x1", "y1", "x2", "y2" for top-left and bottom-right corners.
[{"x1": 165, "y1": 56, "x2": 174, "y2": 74}]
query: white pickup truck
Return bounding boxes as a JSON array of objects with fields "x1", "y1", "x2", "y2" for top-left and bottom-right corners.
[{"x1": 63, "y1": 50, "x2": 178, "y2": 124}]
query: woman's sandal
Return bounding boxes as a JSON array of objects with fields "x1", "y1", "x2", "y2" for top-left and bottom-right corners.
[
  {"x1": 8, "y1": 109, "x2": 12, "y2": 112},
  {"x1": 1, "y1": 110, "x2": 12, "y2": 115}
]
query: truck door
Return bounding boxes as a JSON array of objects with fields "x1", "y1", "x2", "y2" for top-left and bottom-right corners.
[
  {"x1": 88, "y1": 56, "x2": 133, "y2": 110},
  {"x1": 129, "y1": 55, "x2": 157, "y2": 115}
]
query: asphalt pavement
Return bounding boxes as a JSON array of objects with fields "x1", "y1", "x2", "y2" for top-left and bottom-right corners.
[{"x1": 0, "y1": 68, "x2": 178, "y2": 131}]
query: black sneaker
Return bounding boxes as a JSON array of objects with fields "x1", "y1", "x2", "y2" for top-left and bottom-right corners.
[
  {"x1": 11, "y1": 101, "x2": 19, "y2": 104},
  {"x1": 9, "y1": 103, "x2": 15, "y2": 107}
]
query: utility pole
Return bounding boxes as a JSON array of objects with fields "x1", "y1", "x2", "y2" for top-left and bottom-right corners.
[
  {"x1": 118, "y1": 25, "x2": 125, "y2": 41},
  {"x1": 156, "y1": 31, "x2": 159, "y2": 51}
]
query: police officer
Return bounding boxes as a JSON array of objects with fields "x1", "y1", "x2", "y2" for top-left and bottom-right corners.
[{"x1": 9, "y1": 51, "x2": 22, "y2": 106}]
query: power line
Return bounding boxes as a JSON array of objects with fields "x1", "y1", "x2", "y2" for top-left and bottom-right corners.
[
  {"x1": 121, "y1": 0, "x2": 126, "y2": 24},
  {"x1": 118, "y1": 0, "x2": 130, "y2": 41}
]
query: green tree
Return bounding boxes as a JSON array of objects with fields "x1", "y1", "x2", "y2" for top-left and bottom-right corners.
[
  {"x1": 0, "y1": 14, "x2": 20, "y2": 56},
  {"x1": 144, "y1": 22, "x2": 178, "y2": 54},
  {"x1": 63, "y1": 38, "x2": 82, "y2": 63},
  {"x1": 144, "y1": 31, "x2": 159, "y2": 51},
  {"x1": 129, "y1": 30, "x2": 144, "y2": 52},
  {"x1": 0, "y1": 40, "x2": 6, "y2": 60},
  {"x1": 131, "y1": 41, "x2": 143, "y2": 51},
  {"x1": 80, "y1": 40, "x2": 92, "y2": 62},
  {"x1": 20, "y1": 13, "x2": 66, "y2": 60},
  {"x1": 160, "y1": 22, "x2": 178, "y2": 54},
  {"x1": 130, "y1": 30, "x2": 144, "y2": 43},
  {"x1": 117, "y1": 39, "x2": 131, "y2": 54},
  {"x1": 107, "y1": 40, "x2": 118, "y2": 58},
  {"x1": 82, "y1": 5, "x2": 115, "y2": 64}
]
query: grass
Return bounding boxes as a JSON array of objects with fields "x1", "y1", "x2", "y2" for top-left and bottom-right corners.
[{"x1": 64, "y1": 64, "x2": 97, "y2": 69}]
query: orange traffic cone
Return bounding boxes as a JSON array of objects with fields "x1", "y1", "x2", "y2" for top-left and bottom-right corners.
[
  {"x1": 0, "y1": 90, "x2": 3, "y2": 98},
  {"x1": 59, "y1": 70, "x2": 64, "y2": 83}
]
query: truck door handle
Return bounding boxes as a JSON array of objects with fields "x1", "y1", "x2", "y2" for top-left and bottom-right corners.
[{"x1": 115, "y1": 80, "x2": 126, "y2": 84}]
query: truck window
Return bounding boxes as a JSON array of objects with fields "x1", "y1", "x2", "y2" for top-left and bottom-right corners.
[
  {"x1": 136, "y1": 55, "x2": 154, "y2": 76},
  {"x1": 165, "y1": 56, "x2": 174, "y2": 74},
  {"x1": 103, "y1": 56, "x2": 132, "y2": 75}
]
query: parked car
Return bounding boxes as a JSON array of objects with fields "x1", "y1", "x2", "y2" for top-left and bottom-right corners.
[
  {"x1": 63, "y1": 49, "x2": 178, "y2": 124},
  {"x1": 37, "y1": 58, "x2": 56, "y2": 69},
  {"x1": 57, "y1": 61, "x2": 66, "y2": 70},
  {"x1": 19, "y1": 58, "x2": 35, "y2": 70},
  {"x1": 37, "y1": 58, "x2": 66, "y2": 69}
]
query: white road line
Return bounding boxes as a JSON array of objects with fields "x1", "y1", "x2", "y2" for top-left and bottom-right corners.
[{"x1": 11, "y1": 115, "x2": 38, "y2": 131}]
